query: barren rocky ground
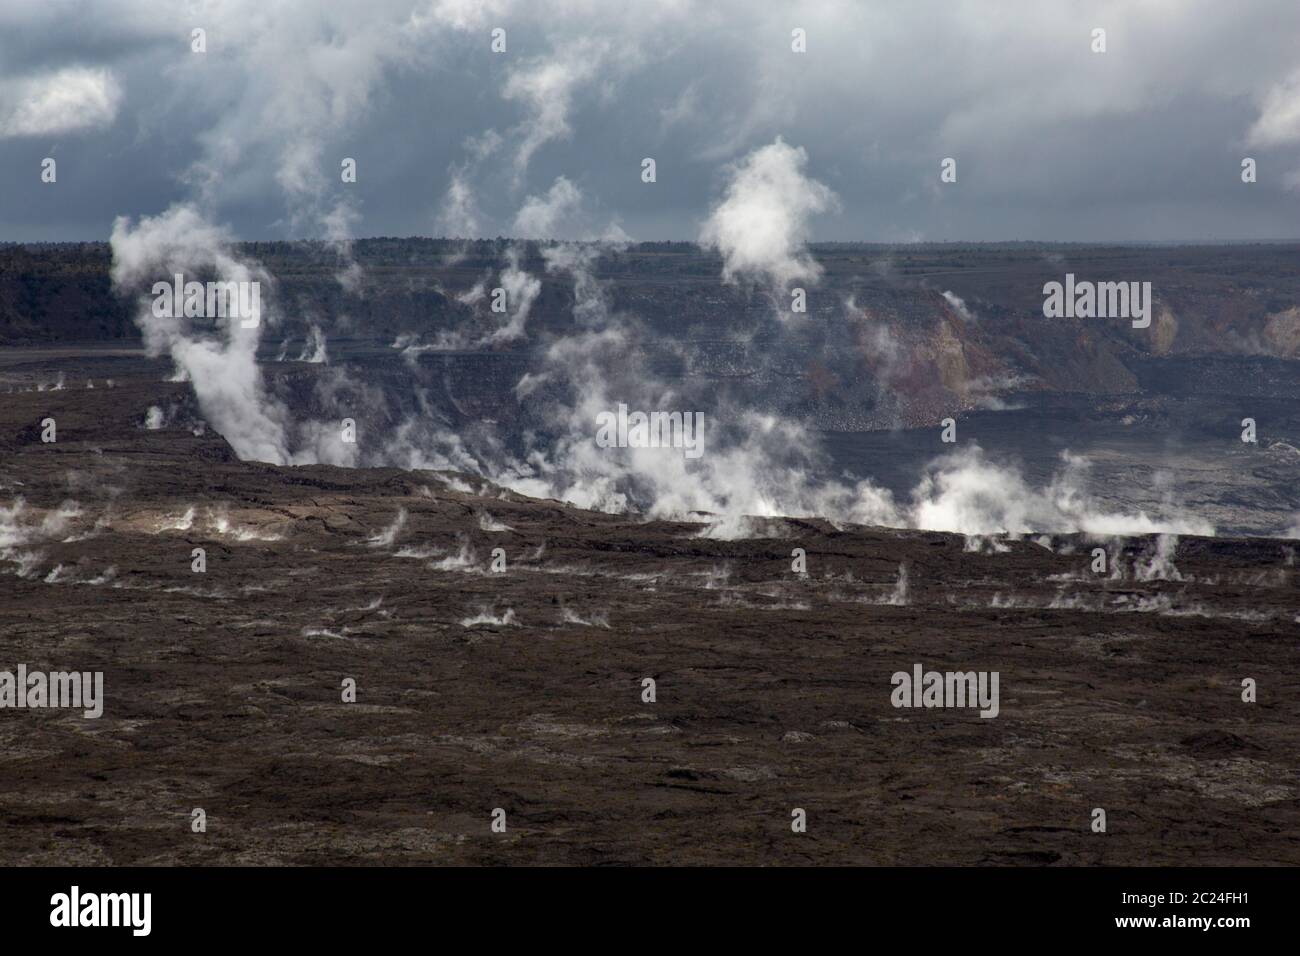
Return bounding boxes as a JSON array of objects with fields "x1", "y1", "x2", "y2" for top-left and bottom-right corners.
[{"x1": 1, "y1": 352, "x2": 1297, "y2": 865}]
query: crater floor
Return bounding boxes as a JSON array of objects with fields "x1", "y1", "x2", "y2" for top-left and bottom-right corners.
[{"x1": 1, "y1": 354, "x2": 1297, "y2": 865}]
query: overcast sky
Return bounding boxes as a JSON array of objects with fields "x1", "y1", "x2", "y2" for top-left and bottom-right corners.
[{"x1": 2, "y1": 0, "x2": 1300, "y2": 243}]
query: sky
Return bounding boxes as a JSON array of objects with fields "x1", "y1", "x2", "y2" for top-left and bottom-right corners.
[{"x1": 2, "y1": 0, "x2": 1300, "y2": 243}]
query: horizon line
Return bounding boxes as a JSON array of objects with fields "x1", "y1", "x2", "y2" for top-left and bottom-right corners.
[{"x1": 6, "y1": 236, "x2": 1300, "y2": 248}]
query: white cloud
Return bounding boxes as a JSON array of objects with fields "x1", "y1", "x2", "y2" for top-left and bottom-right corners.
[
  {"x1": 0, "y1": 66, "x2": 121, "y2": 137},
  {"x1": 502, "y1": 39, "x2": 609, "y2": 180},
  {"x1": 419, "y1": 0, "x2": 515, "y2": 32},
  {"x1": 5, "y1": 0, "x2": 1300, "y2": 240},
  {"x1": 1247, "y1": 69, "x2": 1300, "y2": 146},
  {"x1": 659, "y1": 81, "x2": 701, "y2": 130}
]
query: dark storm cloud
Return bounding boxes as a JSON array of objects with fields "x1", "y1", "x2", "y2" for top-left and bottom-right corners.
[{"x1": 2, "y1": 0, "x2": 1299, "y2": 242}]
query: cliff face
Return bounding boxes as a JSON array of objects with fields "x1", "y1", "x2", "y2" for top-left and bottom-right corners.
[
  {"x1": 0, "y1": 244, "x2": 132, "y2": 342},
  {"x1": 4, "y1": 240, "x2": 1299, "y2": 430}
]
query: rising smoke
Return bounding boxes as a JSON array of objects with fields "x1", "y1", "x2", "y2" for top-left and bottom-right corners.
[{"x1": 111, "y1": 139, "x2": 1221, "y2": 542}]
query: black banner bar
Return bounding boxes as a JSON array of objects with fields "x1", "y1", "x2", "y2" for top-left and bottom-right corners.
[{"x1": 0, "y1": 866, "x2": 1277, "y2": 941}]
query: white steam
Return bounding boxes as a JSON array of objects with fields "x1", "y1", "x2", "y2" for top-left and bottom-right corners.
[
  {"x1": 109, "y1": 204, "x2": 355, "y2": 467},
  {"x1": 699, "y1": 137, "x2": 837, "y2": 292}
]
